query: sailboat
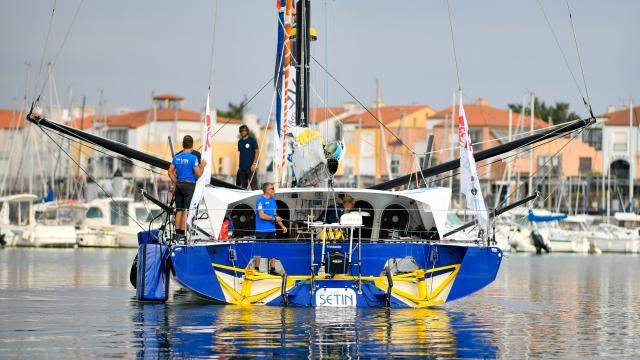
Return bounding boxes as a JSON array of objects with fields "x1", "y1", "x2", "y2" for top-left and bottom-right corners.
[{"x1": 26, "y1": 1, "x2": 593, "y2": 307}]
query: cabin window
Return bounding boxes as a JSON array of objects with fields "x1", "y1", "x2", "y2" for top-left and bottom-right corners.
[
  {"x1": 353, "y1": 200, "x2": 374, "y2": 239},
  {"x1": 230, "y1": 204, "x2": 255, "y2": 238},
  {"x1": 86, "y1": 207, "x2": 103, "y2": 219},
  {"x1": 379, "y1": 204, "x2": 410, "y2": 239},
  {"x1": 110, "y1": 201, "x2": 129, "y2": 226},
  {"x1": 8, "y1": 201, "x2": 30, "y2": 226}
]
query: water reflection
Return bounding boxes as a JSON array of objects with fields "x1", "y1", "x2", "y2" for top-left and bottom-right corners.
[
  {"x1": 132, "y1": 296, "x2": 496, "y2": 358},
  {"x1": 2, "y1": 249, "x2": 640, "y2": 358}
]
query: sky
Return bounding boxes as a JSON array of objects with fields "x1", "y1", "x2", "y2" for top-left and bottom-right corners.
[{"x1": 1, "y1": 0, "x2": 638, "y2": 122}]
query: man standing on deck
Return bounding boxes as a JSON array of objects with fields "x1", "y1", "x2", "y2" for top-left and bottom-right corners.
[
  {"x1": 255, "y1": 182, "x2": 287, "y2": 240},
  {"x1": 237, "y1": 125, "x2": 259, "y2": 190},
  {"x1": 168, "y1": 135, "x2": 206, "y2": 240}
]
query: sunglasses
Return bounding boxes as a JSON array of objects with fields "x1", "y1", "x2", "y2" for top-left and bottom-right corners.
[
  {"x1": 240, "y1": 129, "x2": 248, "y2": 132},
  {"x1": 267, "y1": 187, "x2": 275, "y2": 190}
]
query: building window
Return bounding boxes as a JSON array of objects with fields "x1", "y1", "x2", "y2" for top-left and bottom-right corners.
[
  {"x1": 343, "y1": 126, "x2": 354, "y2": 142},
  {"x1": 343, "y1": 156, "x2": 354, "y2": 177},
  {"x1": 390, "y1": 155, "x2": 401, "y2": 175},
  {"x1": 613, "y1": 132, "x2": 628, "y2": 152},
  {"x1": 335, "y1": 123, "x2": 342, "y2": 140},
  {"x1": 581, "y1": 127, "x2": 602, "y2": 150},
  {"x1": 469, "y1": 129, "x2": 482, "y2": 150},
  {"x1": 120, "y1": 158, "x2": 133, "y2": 175},
  {"x1": 538, "y1": 155, "x2": 562, "y2": 177},
  {"x1": 579, "y1": 157, "x2": 592, "y2": 173},
  {"x1": 106, "y1": 128, "x2": 128, "y2": 145}
]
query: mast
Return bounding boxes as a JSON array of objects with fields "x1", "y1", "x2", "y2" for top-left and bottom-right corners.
[
  {"x1": 629, "y1": 99, "x2": 634, "y2": 211},
  {"x1": 506, "y1": 109, "x2": 513, "y2": 203},
  {"x1": 375, "y1": 79, "x2": 392, "y2": 180},
  {"x1": 295, "y1": 0, "x2": 311, "y2": 127},
  {"x1": 528, "y1": 93, "x2": 535, "y2": 197}
]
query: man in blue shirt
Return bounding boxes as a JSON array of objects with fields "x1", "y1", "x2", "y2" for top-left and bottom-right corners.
[
  {"x1": 168, "y1": 135, "x2": 206, "y2": 239},
  {"x1": 237, "y1": 125, "x2": 259, "y2": 190},
  {"x1": 255, "y1": 182, "x2": 287, "y2": 240}
]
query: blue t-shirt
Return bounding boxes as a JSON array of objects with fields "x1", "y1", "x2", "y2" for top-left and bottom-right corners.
[
  {"x1": 255, "y1": 195, "x2": 277, "y2": 232},
  {"x1": 172, "y1": 151, "x2": 199, "y2": 182},
  {"x1": 238, "y1": 137, "x2": 258, "y2": 171}
]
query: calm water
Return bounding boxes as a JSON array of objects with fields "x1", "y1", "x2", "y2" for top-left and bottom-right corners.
[{"x1": 1, "y1": 248, "x2": 639, "y2": 359}]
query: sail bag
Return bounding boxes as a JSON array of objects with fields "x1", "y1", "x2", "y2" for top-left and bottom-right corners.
[{"x1": 136, "y1": 243, "x2": 170, "y2": 302}]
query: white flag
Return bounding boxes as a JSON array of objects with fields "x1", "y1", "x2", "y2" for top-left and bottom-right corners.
[
  {"x1": 458, "y1": 91, "x2": 489, "y2": 228},
  {"x1": 187, "y1": 92, "x2": 213, "y2": 228}
]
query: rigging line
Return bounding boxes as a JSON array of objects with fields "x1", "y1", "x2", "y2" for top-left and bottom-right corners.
[
  {"x1": 249, "y1": 74, "x2": 281, "y2": 188},
  {"x1": 423, "y1": 128, "x2": 582, "y2": 189},
  {"x1": 324, "y1": 0, "x2": 330, "y2": 137},
  {"x1": 445, "y1": 0, "x2": 462, "y2": 91},
  {"x1": 535, "y1": 0, "x2": 589, "y2": 114},
  {"x1": 210, "y1": 75, "x2": 274, "y2": 140},
  {"x1": 565, "y1": 0, "x2": 594, "y2": 116},
  {"x1": 311, "y1": 56, "x2": 416, "y2": 156},
  {"x1": 33, "y1": 121, "x2": 146, "y2": 232},
  {"x1": 36, "y1": 0, "x2": 85, "y2": 103},
  {"x1": 493, "y1": 127, "x2": 586, "y2": 212},
  {"x1": 33, "y1": 0, "x2": 57, "y2": 103},
  {"x1": 50, "y1": 0, "x2": 84, "y2": 70},
  {"x1": 49, "y1": 131, "x2": 165, "y2": 176},
  {"x1": 207, "y1": 0, "x2": 219, "y2": 91}
]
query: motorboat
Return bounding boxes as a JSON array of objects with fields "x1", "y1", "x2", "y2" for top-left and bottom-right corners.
[{"x1": 83, "y1": 198, "x2": 161, "y2": 248}]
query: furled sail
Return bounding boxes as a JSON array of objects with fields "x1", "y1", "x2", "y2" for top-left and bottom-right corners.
[
  {"x1": 187, "y1": 92, "x2": 213, "y2": 227},
  {"x1": 458, "y1": 91, "x2": 489, "y2": 228},
  {"x1": 274, "y1": 0, "x2": 296, "y2": 185}
]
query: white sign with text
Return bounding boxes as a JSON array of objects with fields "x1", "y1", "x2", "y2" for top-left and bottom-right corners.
[{"x1": 315, "y1": 288, "x2": 357, "y2": 307}]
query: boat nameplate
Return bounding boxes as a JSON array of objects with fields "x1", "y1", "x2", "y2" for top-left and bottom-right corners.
[{"x1": 315, "y1": 287, "x2": 357, "y2": 307}]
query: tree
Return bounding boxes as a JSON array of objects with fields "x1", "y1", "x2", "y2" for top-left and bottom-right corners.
[
  {"x1": 507, "y1": 101, "x2": 580, "y2": 124},
  {"x1": 217, "y1": 95, "x2": 249, "y2": 119}
]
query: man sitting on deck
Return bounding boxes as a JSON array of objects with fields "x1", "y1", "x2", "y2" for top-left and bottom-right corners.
[
  {"x1": 318, "y1": 195, "x2": 355, "y2": 224},
  {"x1": 255, "y1": 182, "x2": 287, "y2": 240}
]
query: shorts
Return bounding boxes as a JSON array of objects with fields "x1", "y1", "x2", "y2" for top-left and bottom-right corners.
[
  {"x1": 175, "y1": 182, "x2": 196, "y2": 211},
  {"x1": 255, "y1": 231, "x2": 276, "y2": 240}
]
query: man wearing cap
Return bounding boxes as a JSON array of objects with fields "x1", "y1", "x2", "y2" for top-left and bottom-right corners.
[
  {"x1": 168, "y1": 135, "x2": 206, "y2": 240},
  {"x1": 237, "y1": 125, "x2": 259, "y2": 190}
]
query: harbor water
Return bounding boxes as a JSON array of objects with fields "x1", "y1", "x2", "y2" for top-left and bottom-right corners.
[{"x1": 1, "y1": 248, "x2": 639, "y2": 358}]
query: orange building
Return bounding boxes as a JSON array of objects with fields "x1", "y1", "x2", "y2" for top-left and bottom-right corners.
[{"x1": 432, "y1": 99, "x2": 602, "y2": 205}]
